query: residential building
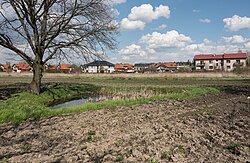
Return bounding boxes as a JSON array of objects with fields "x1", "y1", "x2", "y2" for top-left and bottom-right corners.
[
  {"x1": 0, "y1": 64, "x2": 11, "y2": 72},
  {"x1": 150, "y1": 62, "x2": 177, "y2": 72},
  {"x1": 134, "y1": 63, "x2": 154, "y2": 73},
  {"x1": 81, "y1": 60, "x2": 115, "y2": 73},
  {"x1": 114, "y1": 63, "x2": 134, "y2": 73},
  {"x1": 50, "y1": 64, "x2": 72, "y2": 73},
  {"x1": 194, "y1": 53, "x2": 248, "y2": 71},
  {"x1": 12, "y1": 62, "x2": 32, "y2": 72}
]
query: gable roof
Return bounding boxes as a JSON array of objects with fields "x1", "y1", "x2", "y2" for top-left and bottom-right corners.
[
  {"x1": 114, "y1": 63, "x2": 134, "y2": 70},
  {"x1": 0, "y1": 64, "x2": 11, "y2": 69},
  {"x1": 85, "y1": 60, "x2": 114, "y2": 66},
  {"x1": 51, "y1": 64, "x2": 71, "y2": 70},
  {"x1": 13, "y1": 62, "x2": 32, "y2": 70},
  {"x1": 150, "y1": 62, "x2": 177, "y2": 69},
  {"x1": 194, "y1": 54, "x2": 223, "y2": 60},
  {"x1": 194, "y1": 53, "x2": 247, "y2": 60},
  {"x1": 223, "y1": 53, "x2": 248, "y2": 59}
]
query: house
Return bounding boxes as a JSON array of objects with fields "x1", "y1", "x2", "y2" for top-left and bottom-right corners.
[
  {"x1": 50, "y1": 64, "x2": 72, "y2": 73},
  {"x1": 81, "y1": 60, "x2": 115, "y2": 73},
  {"x1": 12, "y1": 62, "x2": 32, "y2": 72},
  {"x1": 0, "y1": 64, "x2": 11, "y2": 72},
  {"x1": 194, "y1": 52, "x2": 248, "y2": 71},
  {"x1": 150, "y1": 62, "x2": 177, "y2": 72},
  {"x1": 134, "y1": 63, "x2": 154, "y2": 73},
  {"x1": 114, "y1": 63, "x2": 134, "y2": 73}
]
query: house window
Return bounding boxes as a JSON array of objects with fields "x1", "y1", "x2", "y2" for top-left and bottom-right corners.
[
  {"x1": 216, "y1": 60, "x2": 218, "y2": 62},
  {"x1": 209, "y1": 60, "x2": 212, "y2": 64},
  {"x1": 236, "y1": 60, "x2": 240, "y2": 64},
  {"x1": 226, "y1": 60, "x2": 230, "y2": 63},
  {"x1": 216, "y1": 63, "x2": 218, "y2": 66},
  {"x1": 209, "y1": 66, "x2": 213, "y2": 69},
  {"x1": 227, "y1": 66, "x2": 230, "y2": 69}
]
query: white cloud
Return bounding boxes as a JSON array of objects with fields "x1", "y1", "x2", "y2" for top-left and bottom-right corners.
[
  {"x1": 140, "y1": 30, "x2": 192, "y2": 49},
  {"x1": 120, "y1": 4, "x2": 170, "y2": 30},
  {"x1": 122, "y1": 56, "x2": 130, "y2": 60},
  {"x1": 222, "y1": 35, "x2": 248, "y2": 43},
  {"x1": 111, "y1": 0, "x2": 126, "y2": 4},
  {"x1": 245, "y1": 42, "x2": 250, "y2": 49},
  {"x1": 156, "y1": 24, "x2": 167, "y2": 30},
  {"x1": 223, "y1": 15, "x2": 250, "y2": 31},
  {"x1": 120, "y1": 18, "x2": 145, "y2": 30},
  {"x1": 193, "y1": 9, "x2": 200, "y2": 13},
  {"x1": 183, "y1": 41, "x2": 241, "y2": 54},
  {"x1": 200, "y1": 18, "x2": 211, "y2": 23},
  {"x1": 128, "y1": 4, "x2": 170, "y2": 23},
  {"x1": 119, "y1": 44, "x2": 146, "y2": 56}
]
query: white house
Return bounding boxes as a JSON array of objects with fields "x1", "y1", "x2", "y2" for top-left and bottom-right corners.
[
  {"x1": 194, "y1": 53, "x2": 248, "y2": 71},
  {"x1": 81, "y1": 60, "x2": 115, "y2": 73}
]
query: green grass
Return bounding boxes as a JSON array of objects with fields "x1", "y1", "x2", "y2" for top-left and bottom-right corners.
[{"x1": 0, "y1": 84, "x2": 219, "y2": 124}]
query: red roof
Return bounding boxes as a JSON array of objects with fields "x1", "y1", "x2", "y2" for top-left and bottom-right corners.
[
  {"x1": 194, "y1": 54, "x2": 223, "y2": 60},
  {"x1": 114, "y1": 63, "x2": 134, "y2": 70},
  {"x1": 223, "y1": 53, "x2": 248, "y2": 59},
  {"x1": 14, "y1": 62, "x2": 32, "y2": 70},
  {"x1": 0, "y1": 64, "x2": 11, "y2": 69},
  {"x1": 194, "y1": 53, "x2": 247, "y2": 60},
  {"x1": 150, "y1": 62, "x2": 177, "y2": 69},
  {"x1": 51, "y1": 64, "x2": 71, "y2": 70}
]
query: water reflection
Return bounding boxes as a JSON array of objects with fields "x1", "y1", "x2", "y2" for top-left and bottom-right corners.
[{"x1": 49, "y1": 95, "x2": 115, "y2": 109}]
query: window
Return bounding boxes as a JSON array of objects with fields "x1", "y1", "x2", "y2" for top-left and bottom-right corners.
[
  {"x1": 226, "y1": 60, "x2": 230, "y2": 63},
  {"x1": 209, "y1": 66, "x2": 213, "y2": 69},
  {"x1": 236, "y1": 60, "x2": 240, "y2": 64},
  {"x1": 209, "y1": 60, "x2": 212, "y2": 64},
  {"x1": 216, "y1": 60, "x2": 218, "y2": 62},
  {"x1": 216, "y1": 63, "x2": 218, "y2": 66},
  {"x1": 227, "y1": 66, "x2": 230, "y2": 69}
]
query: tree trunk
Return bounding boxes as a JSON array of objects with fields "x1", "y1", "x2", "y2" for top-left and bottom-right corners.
[{"x1": 30, "y1": 63, "x2": 43, "y2": 94}]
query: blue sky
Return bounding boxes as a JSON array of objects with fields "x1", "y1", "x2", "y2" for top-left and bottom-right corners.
[
  {"x1": 0, "y1": 0, "x2": 250, "y2": 64},
  {"x1": 107, "y1": 0, "x2": 250, "y2": 63}
]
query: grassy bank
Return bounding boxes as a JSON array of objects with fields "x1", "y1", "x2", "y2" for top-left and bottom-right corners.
[{"x1": 0, "y1": 85, "x2": 219, "y2": 124}]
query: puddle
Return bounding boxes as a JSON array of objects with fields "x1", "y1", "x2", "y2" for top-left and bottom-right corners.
[{"x1": 49, "y1": 95, "x2": 115, "y2": 109}]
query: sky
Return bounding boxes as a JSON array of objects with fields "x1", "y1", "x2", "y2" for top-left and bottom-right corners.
[
  {"x1": 0, "y1": 0, "x2": 250, "y2": 64},
  {"x1": 107, "y1": 0, "x2": 250, "y2": 64}
]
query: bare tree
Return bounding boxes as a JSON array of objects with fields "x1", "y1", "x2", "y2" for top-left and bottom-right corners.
[{"x1": 0, "y1": 0, "x2": 118, "y2": 94}]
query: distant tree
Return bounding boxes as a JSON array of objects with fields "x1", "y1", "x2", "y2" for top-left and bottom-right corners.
[{"x1": 0, "y1": 0, "x2": 118, "y2": 94}]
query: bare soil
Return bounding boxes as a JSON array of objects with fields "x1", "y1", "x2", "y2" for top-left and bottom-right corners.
[{"x1": 0, "y1": 86, "x2": 250, "y2": 163}]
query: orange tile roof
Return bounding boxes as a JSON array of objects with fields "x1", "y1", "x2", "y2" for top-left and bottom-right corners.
[
  {"x1": 150, "y1": 62, "x2": 177, "y2": 69},
  {"x1": 14, "y1": 62, "x2": 32, "y2": 70},
  {"x1": 50, "y1": 64, "x2": 71, "y2": 70},
  {"x1": 114, "y1": 63, "x2": 134, "y2": 70},
  {"x1": 0, "y1": 64, "x2": 11, "y2": 69}
]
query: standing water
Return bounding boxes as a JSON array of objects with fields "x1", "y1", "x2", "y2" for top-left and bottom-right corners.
[{"x1": 49, "y1": 95, "x2": 114, "y2": 109}]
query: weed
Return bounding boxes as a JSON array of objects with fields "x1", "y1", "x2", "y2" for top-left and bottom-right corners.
[
  {"x1": 20, "y1": 143, "x2": 32, "y2": 151},
  {"x1": 115, "y1": 139, "x2": 124, "y2": 146},
  {"x1": 88, "y1": 130, "x2": 96, "y2": 136},
  {"x1": 147, "y1": 160, "x2": 158, "y2": 163},
  {"x1": 225, "y1": 143, "x2": 241, "y2": 155},
  {"x1": 161, "y1": 150, "x2": 173, "y2": 160},
  {"x1": 115, "y1": 155, "x2": 124, "y2": 162},
  {"x1": 161, "y1": 145, "x2": 185, "y2": 160}
]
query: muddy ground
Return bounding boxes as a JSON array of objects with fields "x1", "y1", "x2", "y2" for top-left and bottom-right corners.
[{"x1": 0, "y1": 86, "x2": 250, "y2": 163}]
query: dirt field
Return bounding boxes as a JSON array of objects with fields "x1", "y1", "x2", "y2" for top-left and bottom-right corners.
[{"x1": 0, "y1": 85, "x2": 250, "y2": 163}]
